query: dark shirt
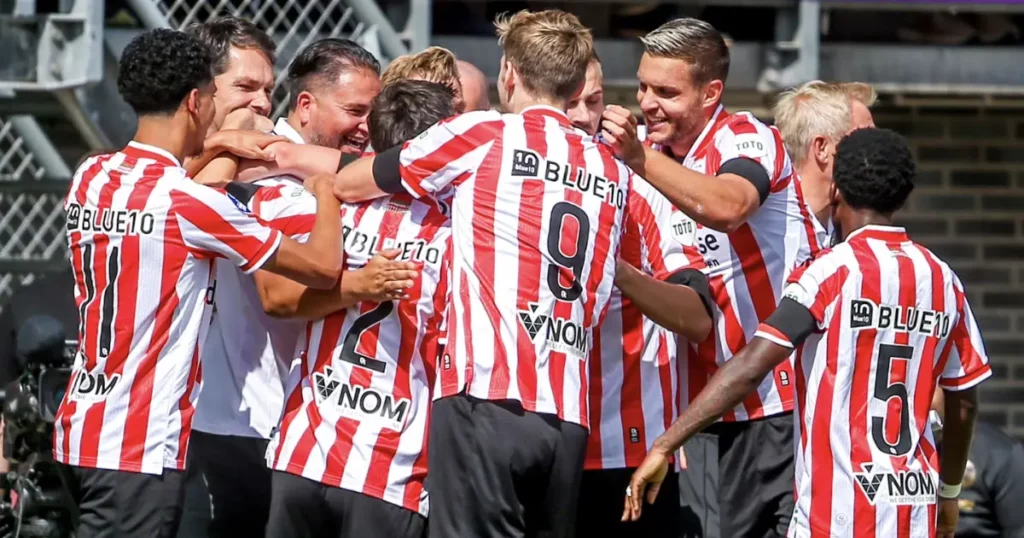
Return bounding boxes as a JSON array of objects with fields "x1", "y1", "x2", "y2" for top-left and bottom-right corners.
[
  {"x1": 955, "y1": 421, "x2": 1024, "y2": 538},
  {"x1": 0, "y1": 269, "x2": 77, "y2": 387}
]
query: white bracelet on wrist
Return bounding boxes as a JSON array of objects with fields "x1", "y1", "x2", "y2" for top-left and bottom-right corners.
[{"x1": 938, "y1": 481, "x2": 962, "y2": 499}]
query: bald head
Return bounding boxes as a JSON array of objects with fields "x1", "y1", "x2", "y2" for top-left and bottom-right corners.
[{"x1": 457, "y1": 60, "x2": 491, "y2": 111}]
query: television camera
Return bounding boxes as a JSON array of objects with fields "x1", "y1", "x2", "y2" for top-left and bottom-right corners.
[{"x1": 0, "y1": 315, "x2": 77, "y2": 537}]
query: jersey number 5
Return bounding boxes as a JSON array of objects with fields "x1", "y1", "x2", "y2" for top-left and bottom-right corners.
[
  {"x1": 338, "y1": 302, "x2": 394, "y2": 373},
  {"x1": 871, "y1": 343, "x2": 914, "y2": 456},
  {"x1": 546, "y1": 201, "x2": 590, "y2": 302}
]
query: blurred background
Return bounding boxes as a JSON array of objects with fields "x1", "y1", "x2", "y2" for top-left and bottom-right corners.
[{"x1": 0, "y1": 0, "x2": 1022, "y2": 442}]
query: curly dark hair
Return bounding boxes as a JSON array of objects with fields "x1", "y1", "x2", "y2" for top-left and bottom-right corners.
[
  {"x1": 285, "y1": 38, "x2": 381, "y2": 109},
  {"x1": 185, "y1": 17, "x2": 276, "y2": 76},
  {"x1": 833, "y1": 127, "x2": 916, "y2": 215},
  {"x1": 368, "y1": 80, "x2": 455, "y2": 152},
  {"x1": 117, "y1": 29, "x2": 213, "y2": 116}
]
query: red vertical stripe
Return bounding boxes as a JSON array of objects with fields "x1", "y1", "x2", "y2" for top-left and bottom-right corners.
[
  {"x1": 809, "y1": 298, "x2": 842, "y2": 537},
  {"x1": 514, "y1": 115, "x2": 548, "y2": 406},
  {"x1": 850, "y1": 243, "x2": 881, "y2": 537}
]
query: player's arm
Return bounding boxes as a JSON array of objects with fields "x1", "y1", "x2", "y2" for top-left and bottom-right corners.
[
  {"x1": 186, "y1": 129, "x2": 285, "y2": 178},
  {"x1": 601, "y1": 105, "x2": 766, "y2": 233},
  {"x1": 236, "y1": 142, "x2": 350, "y2": 183},
  {"x1": 615, "y1": 262, "x2": 712, "y2": 342},
  {"x1": 937, "y1": 285, "x2": 993, "y2": 503},
  {"x1": 257, "y1": 177, "x2": 344, "y2": 289},
  {"x1": 334, "y1": 112, "x2": 502, "y2": 203},
  {"x1": 191, "y1": 154, "x2": 240, "y2": 188},
  {"x1": 656, "y1": 298, "x2": 812, "y2": 454},
  {"x1": 254, "y1": 249, "x2": 417, "y2": 320}
]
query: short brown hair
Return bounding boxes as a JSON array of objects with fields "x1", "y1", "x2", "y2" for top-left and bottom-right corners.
[
  {"x1": 641, "y1": 18, "x2": 729, "y2": 85},
  {"x1": 381, "y1": 47, "x2": 461, "y2": 94},
  {"x1": 185, "y1": 17, "x2": 276, "y2": 76},
  {"x1": 495, "y1": 10, "x2": 593, "y2": 102}
]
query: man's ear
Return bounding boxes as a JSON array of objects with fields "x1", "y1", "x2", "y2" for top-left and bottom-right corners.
[
  {"x1": 702, "y1": 79, "x2": 724, "y2": 111},
  {"x1": 503, "y1": 60, "x2": 517, "y2": 98},
  {"x1": 185, "y1": 88, "x2": 201, "y2": 118},
  {"x1": 295, "y1": 91, "x2": 316, "y2": 125},
  {"x1": 811, "y1": 136, "x2": 830, "y2": 168}
]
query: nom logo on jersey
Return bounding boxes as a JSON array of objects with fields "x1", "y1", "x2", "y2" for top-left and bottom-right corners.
[
  {"x1": 312, "y1": 366, "x2": 410, "y2": 431},
  {"x1": 849, "y1": 298, "x2": 952, "y2": 338},
  {"x1": 517, "y1": 303, "x2": 588, "y2": 358},
  {"x1": 66, "y1": 203, "x2": 155, "y2": 236},
  {"x1": 68, "y1": 370, "x2": 121, "y2": 402},
  {"x1": 853, "y1": 464, "x2": 936, "y2": 506}
]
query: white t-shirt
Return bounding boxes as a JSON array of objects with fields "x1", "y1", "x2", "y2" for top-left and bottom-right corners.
[{"x1": 192, "y1": 118, "x2": 308, "y2": 439}]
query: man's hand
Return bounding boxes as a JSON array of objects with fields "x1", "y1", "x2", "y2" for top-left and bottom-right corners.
[
  {"x1": 349, "y1": 249, "x2": 419, "y2": 302},
  {"x1": 207, "y1": 130, "x2": 287, "y2": 161},
  {"x1": 253, "y1": 113, "x2": 275, "y2": 133},
  {"x1": 622, "y1": 445, "x2": 671, "y2": 522},
  {"x1": 304, "y1": 174, "x2": 336, "y2": 197},
  {"x1": 222, "y1": 108, "x2": 257, "y2": 131},
  {"x1": 600, "y1": 105, "x2": 645, "y2": 172},
  {"x1": 936, "y1": 497, "x2": 959, "y2": 538}
]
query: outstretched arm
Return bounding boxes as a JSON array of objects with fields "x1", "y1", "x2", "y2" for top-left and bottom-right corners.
[
  {"x1": 255, "y1": 249, "x2": 418, "y2": 320},
  {"x1": 615, "y1": 262, "x2": 713, "y2": 342}
]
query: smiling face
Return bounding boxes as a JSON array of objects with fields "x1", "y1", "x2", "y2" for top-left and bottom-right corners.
[
  {"x1": 636, "y1": 53, "x2": 718, "y2": 155},
  {"x1": 567, "y1": 60, "x2": 604, "y2": 135},
  {"x1": 299, "y1": 67, "x2": 381, "y2": 153},
  {"x1": 211, "y1": 46, "x2": 274, "y2": 131}
]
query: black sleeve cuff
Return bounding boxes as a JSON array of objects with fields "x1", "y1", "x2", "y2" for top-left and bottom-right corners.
[
  {"x1": 764, "y1": 298, "x2": 817, "y2": 348},
  {"x1": 337, "y1": 152, "x2": 360, "y2": 172},
  {"x1": 372, "y1": 146, "x2": 405, "y2": 195},
  {"x1": 719, "y1": 157, "x2": 770, "y2": 205},
  {"x1": 224, "y1": 181, "x2": 262, "y2": 206},
  {"x1": 666, "y1": 268, "x2": 713, "y2": 318}
]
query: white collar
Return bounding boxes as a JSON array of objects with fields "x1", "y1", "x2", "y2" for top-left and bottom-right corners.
[{"x1": 273, "y1": 118, "x2": 306, "y2": 144}]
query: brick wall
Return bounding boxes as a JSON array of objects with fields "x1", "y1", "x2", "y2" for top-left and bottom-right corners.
[{"x1": 873, "y1": 105, "x2": 1024, "y2": 441}]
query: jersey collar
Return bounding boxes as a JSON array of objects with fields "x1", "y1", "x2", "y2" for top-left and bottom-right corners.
[
  {"x1": 521, "y1": 105, "x2": 573, "y2": 129},
  {"x1": 845, "y1": 225, "x2": 909, "y2": 243},
  {"x1": 272, "y1": 118, "x2": 306, "y2": 144},
  {"x1": 124, "y1": 141, "x2": 180, "y2": 167}
]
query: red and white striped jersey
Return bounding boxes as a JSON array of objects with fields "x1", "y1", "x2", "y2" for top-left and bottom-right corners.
[
  {"x1": 659, "y1": 105, "x2": 822, "y2": 422},
  {"x1": 585, "y1": 177, "x2": 691, "y2": 469},
  {"x1": 54, "y1": 142, "x2": 283, "y2": 474},
  {"x1": 755, "y1": 225, "x2": 991, "y2": 538},
  {"x1": 194, "y1": 118, "x2": 308, "y2": 440},
  {"x1": 267, "y1": 187, "x2": 450, "y2": 516},
  {"x1": 395, "y1": 105, "x2": 633, "y2": 427}
]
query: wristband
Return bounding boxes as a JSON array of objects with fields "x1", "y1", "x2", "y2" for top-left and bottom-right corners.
[{"x1": 938, "y1": 481, "x2": 961, "y2": 499}]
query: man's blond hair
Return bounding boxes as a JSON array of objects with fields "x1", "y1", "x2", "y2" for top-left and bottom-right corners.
[
  {"x1": 773, "y1": 80, "x2": 878, "y2": 166},
  {"x1": 381, "y1": 46, "x2": 461, "y2": 93},
  {"x1": 494, "y1": 10, "x2": 593, "y2": 102}
]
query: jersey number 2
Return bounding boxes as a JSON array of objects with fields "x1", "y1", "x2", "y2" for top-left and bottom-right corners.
[
  {"x1": 546, "y1": 201, "x2": 590, "y2": 302},
  {"x1": 338, "y1": 302, "x2": 394, "y2": 373},
  {"x1": 871, "y1": 343, "x2": 914, "y2": 456}
]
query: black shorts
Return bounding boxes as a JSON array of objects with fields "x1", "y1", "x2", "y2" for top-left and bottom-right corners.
[
  {"x1": 427, "y1": 393, "x2": 589, "y2": 538},
  {"x1": 266, "y1": 470, "x2": 425, "y2": 538},
  {"x1": 177, "y1": 430, "x2": 272, "y2": 538},
  {"x1": 677, "y1": 412, "x2": 795, "y2": 538},
  {"x1": 58, "y1": 464, "x2": 186, "y2": 538},
  {"x1": 576, "y1": 467, "x2": 680, "y2": 538}
]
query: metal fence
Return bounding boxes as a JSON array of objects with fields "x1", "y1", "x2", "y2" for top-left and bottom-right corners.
[
  {"x1": 0, "y1": 116, "x2": 67, "y2": 309},
  {"x1": 135, "y1": 0, "x2": 408, "y2": 118}
]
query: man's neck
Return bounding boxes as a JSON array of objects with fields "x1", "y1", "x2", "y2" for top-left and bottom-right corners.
[
  {"x1": 507, "y1": 92, "x2": 566, "y2": 115},
  {"x1": 134, "y1": 117, "x2": 189, "y2": 164},
  {"x1": 796, "y1": 161, "x2": 832, "y2": 225},
  {"x1": 840, "y1": 212, "x2": 895, "y2": 241},
  {"x1": 285, "y1": 114, "x2": 310, "y2": 143}
]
